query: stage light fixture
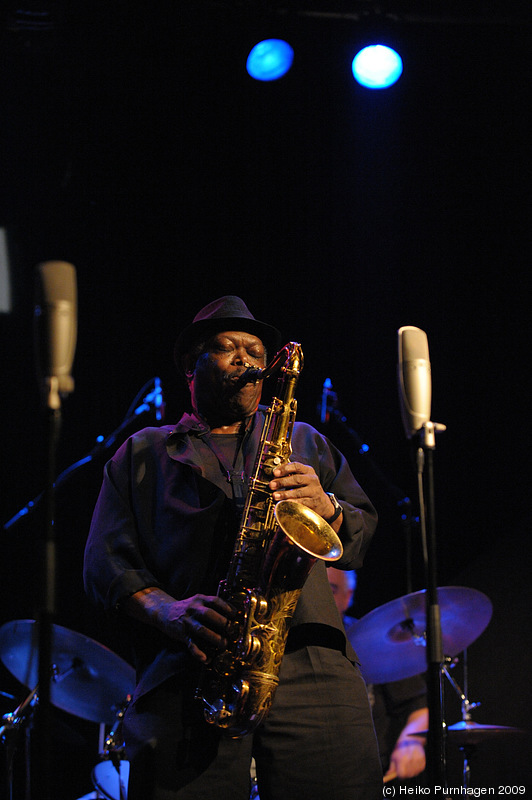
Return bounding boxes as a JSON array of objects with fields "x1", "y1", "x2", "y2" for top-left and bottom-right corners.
[
  {"x1": 246, "y1": 38, "x2": 294, "y2": 81},
  {"x1": 351, "y1": 44, "x2": 403, "y2": 89}
]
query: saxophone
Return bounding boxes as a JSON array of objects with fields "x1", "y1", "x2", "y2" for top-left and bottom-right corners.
[{"x1": 196, "y1": 342, "x2": 343, "y2": 737}]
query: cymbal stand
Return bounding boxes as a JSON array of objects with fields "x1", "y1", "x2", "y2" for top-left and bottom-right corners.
[
  {"x1": 442, "y1": 649, "x2": 481, "y2": 789},
  {"x1": 98, "y1": 701, "x2": 129, "y2": 800},
  {"x1": 0, "y1": 684, "x2": 39, "y2": 800},
  {"x1": 0, "y1": 658, "x2": 88, "y2": 800}
]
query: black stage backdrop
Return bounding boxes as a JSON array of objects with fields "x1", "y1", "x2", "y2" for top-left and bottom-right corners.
[{"x1": 1, "y1": 2, "x2": 530, "y2": 797}]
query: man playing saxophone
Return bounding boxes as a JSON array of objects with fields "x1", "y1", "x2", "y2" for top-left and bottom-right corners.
[{"x1": 84, "y1": 295, "x2": 383, "y2": 799}]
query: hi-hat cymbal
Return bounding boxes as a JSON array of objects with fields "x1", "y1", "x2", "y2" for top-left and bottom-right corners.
[
  {"x1": 345, "y1": 586, "x2": 493, "y2": 684},
  {"x1": 0, "y1": 619, "x2": 135, "y2": 725},
  {"x1": 411, "y1": 720, "x2": 528, "y2": 746}
]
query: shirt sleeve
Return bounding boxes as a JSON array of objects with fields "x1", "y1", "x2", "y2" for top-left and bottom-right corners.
[
  {"x1": 291, "y1": 421, "x2": 378, "y2": 570},
  {"x1": 83, "y1": 434, "x2": 163, "y2": 612}
]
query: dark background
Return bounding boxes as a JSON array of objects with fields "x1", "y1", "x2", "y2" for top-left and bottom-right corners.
[{"x1": 1, "y1": 1, "x2": 530, "y2": 797}]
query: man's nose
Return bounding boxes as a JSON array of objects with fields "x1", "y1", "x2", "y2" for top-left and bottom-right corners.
[{"x1": 234, "y1": 348, "x2": 251, "y2": 366}]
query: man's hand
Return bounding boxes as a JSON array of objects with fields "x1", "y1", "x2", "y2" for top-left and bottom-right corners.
[
  {"x1": 122, "y1": 587, "x2": 234, "y2": 663},
  {"x1": 385, "y1": 738, "x2": 426, "y2": 781},
  {"x1": 269, "y1": 462, "x2": 342, "y2": 530},
  {"x1": 384, "y1": 707, "x2": 428, "y2": 780}
]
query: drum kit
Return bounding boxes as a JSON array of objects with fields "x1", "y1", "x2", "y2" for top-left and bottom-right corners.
[
  {"x1": 346, "y1": 586, "x2": 527, "y2": 787},
  {"x1": 0, "y1": 619, "x2": 133, "y2": 799},
  {"x1": 0, "y1": 588, "x2": 527, "y2": 797}
]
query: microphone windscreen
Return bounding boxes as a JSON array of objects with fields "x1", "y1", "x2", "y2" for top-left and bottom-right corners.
[
  {"x1": 399, "y1": 325, "x2": 429, "y2": 362},
  {"x1": 35, "y1": 261, "x2": 77, "y2": 395},
  {"x1": 398, "y1": 326, "x2": 431, "y2": 438}
]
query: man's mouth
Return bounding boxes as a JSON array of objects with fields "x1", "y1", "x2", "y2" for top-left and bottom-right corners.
[{"x1": 224, "y1": 367, "x2": 262, "y2": 388}]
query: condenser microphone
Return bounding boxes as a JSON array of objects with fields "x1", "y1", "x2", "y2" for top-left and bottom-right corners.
[
  {"x1": 35, "y1": 261, "x2": 77, "y2": 408},
  {"x1": 397, "y1": 326, "x2": 431, "y2": 439}
]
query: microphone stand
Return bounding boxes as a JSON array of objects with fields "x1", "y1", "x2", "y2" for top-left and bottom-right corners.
[
  {"x1": 35, "y1": 376, "x2": 63, "y2": 800},
  {"x1": 3, "y1": 377, "x2": 163, "y2": 799},
  {"x1": 3, "y1": 378, "x2": 164, "y2": 533},
  {"x1": 415, "y1": 420, "x2": 447, "y2": 789}
]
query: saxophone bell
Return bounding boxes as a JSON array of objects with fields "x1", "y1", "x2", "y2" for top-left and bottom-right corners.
[{"x1": 274, "y1": 499, "x2": 343, "y2": 560}]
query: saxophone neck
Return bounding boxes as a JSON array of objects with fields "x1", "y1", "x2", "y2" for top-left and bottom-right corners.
[
  {"x1": 261, "y1": 342, "x2": 303, "y2": 381},
  {"x1": 236, "y1": 343, "x2": 302, "y2": 388}
]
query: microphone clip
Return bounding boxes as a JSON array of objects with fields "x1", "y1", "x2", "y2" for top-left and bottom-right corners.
[
  {"x1": 134, "y1": 378, "x2": 165, "y2": 421},
  {"x1": 417, "y1": 420, "x2": 447, "y2": 450}
]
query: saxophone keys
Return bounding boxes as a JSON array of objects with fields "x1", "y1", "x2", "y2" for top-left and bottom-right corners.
[
  {"x1": 247, "y1": 635, "x2": 262, "y2": 660},
  {"x1": 255, "y1": 596, "x2": 268, "y2": 620}
]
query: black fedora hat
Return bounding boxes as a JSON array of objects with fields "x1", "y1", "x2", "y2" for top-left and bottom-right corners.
[{"x1": 174, "y1": 296, "x2": 282, "y2": 371}]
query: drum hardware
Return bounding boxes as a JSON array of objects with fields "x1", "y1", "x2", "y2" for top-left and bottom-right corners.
[
  {"x1": 1, "y1": 685, "x2": 38, "y2": 800},
  {"x1": 443, "y1": 649, "x2": 526, "y2": 787},
  {"x1": 0, "y1": 619, "x2": 135, "y2": 725},
  {"x1": 92, "y1": 699, "x2": 131, "y2": 800},
  {"x1": 100, "y1": 697, "x2": 129, "y2": 767},
  {"x1": 1, "y1": 376, "x2": 160, "y2": 799},
  {"x1": 345, "y1": 586, "x2": 493, "y2": 684},
  {"x1": 346, "y1": 586, "x2": 493, "y2": 789},
  {"x1": 0, "y1": 619, "x2": 135, "y2": 800},
  {"x1": 409, "y1": 649, "x2": 527, "y2": 788},
  {"x1": 0, "y1": 686, "x2": 39, "y2": 740},
  {"x1": 250, "y1": 757, "x2": 259, "y2": 799},
  {"x1": 424, "y1": 718, "x2": 528, "y2": 745},
  {"x1": 92, "y1": 760, "x2": 130, "y2": 800}
]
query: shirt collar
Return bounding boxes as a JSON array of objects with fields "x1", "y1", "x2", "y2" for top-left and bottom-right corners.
[
  {"x1": 170, "y1": 410, "x2": 210, "y2": 437},
  {"x1": 169, "y1": 407, "x2": 267, "y2": 440}
]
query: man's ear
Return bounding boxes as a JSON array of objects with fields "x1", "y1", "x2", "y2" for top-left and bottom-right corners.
[{"x1": 182, "y1": 354, "x2": 194, "y2": 381}]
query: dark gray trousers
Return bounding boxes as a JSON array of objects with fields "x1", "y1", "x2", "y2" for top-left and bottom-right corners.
[{"x1": 123, "y1": 646, "x2": 383, "y2": 800}]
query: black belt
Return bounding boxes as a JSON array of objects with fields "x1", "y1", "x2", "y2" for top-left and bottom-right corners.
[{"x1": 285, "y1": 623, "x2": 346, "y2": 655}]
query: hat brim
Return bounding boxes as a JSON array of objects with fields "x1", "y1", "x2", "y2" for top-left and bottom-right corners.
[{"x1": 174, "y1": 316, "x2": 282, "y2": 372}]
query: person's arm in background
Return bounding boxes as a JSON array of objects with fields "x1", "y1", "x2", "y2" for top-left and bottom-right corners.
[{"x1": 385, "y1": 706, "x2": 428, "y2": 781}]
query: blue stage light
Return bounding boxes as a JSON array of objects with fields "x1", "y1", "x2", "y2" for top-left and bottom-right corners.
[
  {"x1": 351, "y1": 45, "x2": 403, "y2": 89},
  {"x1": 246, "y1": 39, "x2": 294, "y2": 81}
]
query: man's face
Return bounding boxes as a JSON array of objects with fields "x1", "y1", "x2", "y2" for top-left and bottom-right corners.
[
  {"x1": 188, "y1": 331, "x2": 267, "y2": 426},
  {"x1": 327, "y1": 568, "x2": 354, "y2": 617}
]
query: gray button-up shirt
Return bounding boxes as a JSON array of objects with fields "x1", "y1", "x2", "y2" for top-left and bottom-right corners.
[{"x1": 83, "y1": 409, "x2": 377, "y2": 700}]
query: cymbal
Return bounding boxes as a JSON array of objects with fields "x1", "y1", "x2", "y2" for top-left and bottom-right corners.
[
  {"x1": 345, "y1": 586, "x2": 493, "y2": 684},
  {"x1": 411, "y1": 720, "x2": 528, "y2": 746},
  {"x1": 0, "y1": 619, "x2": 135, "y2": 725}
]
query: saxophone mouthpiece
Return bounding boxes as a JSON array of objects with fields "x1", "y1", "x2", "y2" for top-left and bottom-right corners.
[{"x1": 238, "y1": 366, "x2": 264, "y2": 385}]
